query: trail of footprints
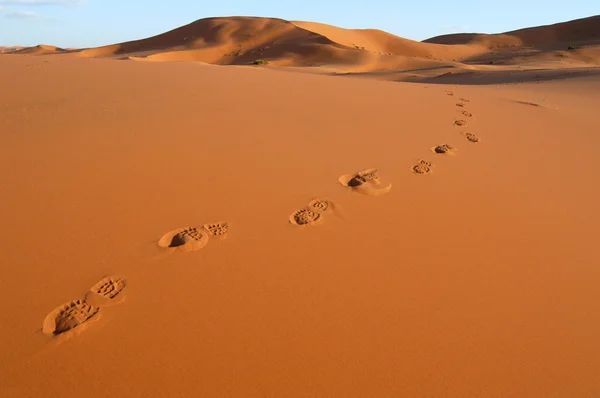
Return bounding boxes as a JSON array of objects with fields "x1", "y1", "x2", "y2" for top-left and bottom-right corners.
[
  {"x1": 454, "y1": 96, "x2": 480, "y2": 144},
  {"x1": 410, "y1": 91, "x2": 480, "y2": 178},
  {"x1": 42, "y1": 89, "x2": 482, "y2": 339}
]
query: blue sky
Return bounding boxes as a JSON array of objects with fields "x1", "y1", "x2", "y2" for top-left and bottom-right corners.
[{"x1": 0, "y1": 0, "x2": 598, "y2": 47}]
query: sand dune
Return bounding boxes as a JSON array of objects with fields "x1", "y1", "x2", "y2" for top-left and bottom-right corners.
[
  {"x1": 0, "y1": 46, "x2": 23, "y2": 53},
  {"x1": 292, "y1": 20, "x2": 483, "y2": 59},
  {"x1": 6, "y1": 15, "x2": 600, "y2": 81},
  {"x1": 83, "y1": 16, "x2": 464, "y2": 71},
  {"x1": 77, "y1": 17, "x2": 343, "y2": 65},
  {"x1": 12, "y1": 44, "x2": 65, "y2": 55},
  {"x1": 425, "y1": 15, "x2": 600, "y2": 48}
]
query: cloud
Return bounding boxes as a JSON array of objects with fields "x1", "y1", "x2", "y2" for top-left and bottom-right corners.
[
  {"x1": 0, "y1": 0, "x2": 83, "y2": 20},
  {"x1": 0, "y1": 5, "x2": 39, "y2": 18},
  {"x1": 2, "y1": 8, "x2": 38, "y2": 18},
  {"x1": 0, "y1": 0, "x2": 83, "y2": 5}
]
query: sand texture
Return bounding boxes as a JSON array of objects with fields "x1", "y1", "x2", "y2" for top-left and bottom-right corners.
[{"x1": 1, "y1": 15, "x2": 600, "y2": 398}]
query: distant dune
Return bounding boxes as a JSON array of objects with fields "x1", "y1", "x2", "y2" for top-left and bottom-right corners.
[
  {"x1": 11, "y1": 44, "x2": 65, "y2": 55},
  {"x1": 424, "y1": 15, "x2": 600, "y2": 48},
  {"x1": 0, "y1": 46, "x2": 24, "y2": 53},
  {"x1": 3, "y1": 15, "x2": 600, "y2": 82}
]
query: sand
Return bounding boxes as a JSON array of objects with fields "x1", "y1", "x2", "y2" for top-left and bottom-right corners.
[{"x1": 1, "y1": 15, "x2": 600, "y2": 398}]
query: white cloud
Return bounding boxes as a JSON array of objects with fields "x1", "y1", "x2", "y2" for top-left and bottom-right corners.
[
  {"x1": 0, "y1": 5, "x2": 39, "y2": 18},
  {"x1": 3, "y1": 8, "x2": 38, "y2": 18},
  {"x1": 0, "y1": 0, "x2": 83, "y2": 20},
  {"x1": 0, "y1": 0, "x2": 83, "y2": 5}
]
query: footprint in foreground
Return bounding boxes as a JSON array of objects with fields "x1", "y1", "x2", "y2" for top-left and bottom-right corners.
[
  {"x1": 461, "y1": 110, "x2": 473, "y2": 117},
  {"x1": 43, "y1": 299, "x2": 100, "y2": 336},
  {"x1": 86, "y1": 276, "x2": 127, "y2": 306},
  {"x1": 289, "y1": 198, "x2": 337, "y2": 227},
  {"x1": 158, "y1": 222, "x2": 228, "y2": 252},
  {"x1": 43, "y1": 276, "x2": 128, "y2": 338},
  {"x1": 338, "y1": 168, "x2": 392, "y2": 196},
  {"x1": 431, "y1": 144, "x2": 457, "y2": 155},
  {"x1": 462, "y1": 132, "x2": 480, "y2": 143},
  {"x1": 411, "y1": 160, "x2": 433, "y2": 175},
  {"x1": 453, "y1": 119, "x2": 468, "y2": 126}
]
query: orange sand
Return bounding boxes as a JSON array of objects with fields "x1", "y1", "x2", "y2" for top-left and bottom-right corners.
[{"x1": 1, "y1": 15, "x2": 600, "y2": 398}]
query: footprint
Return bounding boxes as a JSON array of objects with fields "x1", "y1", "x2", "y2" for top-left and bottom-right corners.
[
  {"x1": 462, "y1": 132, "x2": 480, "y2": 143},
  {"x1": 43, "y1": 299, "x2": 100, "y2": 336},
  {"x1": 453, "y1": 119, "x2": 467, "y2": 126},
  {"x1": 202, "y1": 222, "x2": 229, "y2": 239},
  {"x1": 431, "y1": 144, "x2": 456, "y2": 155},
  {"x1": 446, "y1": 91, "x2": 454, "y2": 96},
  {"x1": 456, "y1": 103, "x2": 465, "y2": 107},
  {"x1": 459, "y1": 98, "x2": 470, "y2": 103},
  {"x1": 342, "y1": 168, "x2": 380, "y2": 187},
  {"x1": 461, "y1": 110, "x2": 473, "y2": 117},
  {"x1": 411, "y1": 160, "x2": 433, "y2": 175},
  {"x1": 91, "y1": 276, "x2": 126, "y2": 299},
  {"x1": 338, "y1": 168, "x2": 392, "y2": 196},
  {"x1": 289, "y1": 197, "x2": 342, "y2": 226},
  {"x1": 86, "y1": 276, "x2": 127, "y2": 306},
  {"x1": 307, "y1": 198, "x2": 335, "y2": 214},
  {"x1": 158, "y1": 227, "x2": 209, "y2": 252},
  {"x1": 289, "y1": 208, "x2": 323, "y2": 226}
]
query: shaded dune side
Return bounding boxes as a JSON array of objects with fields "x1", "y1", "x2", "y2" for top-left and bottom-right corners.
[
  {"x1": 78, "y1": 17, "x2": 347, "y2": 65},
  {"x1": 424, "y1": 15, "x2": 600, "y2": 48}
]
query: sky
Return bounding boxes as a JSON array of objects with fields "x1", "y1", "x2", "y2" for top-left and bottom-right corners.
[{"x1": 0, "y1": 0, "x2": 598, "y2": 47}]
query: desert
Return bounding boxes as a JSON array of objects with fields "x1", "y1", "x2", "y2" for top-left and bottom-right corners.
[{"x1": 1, "y1": 12, "x2": 600, "y2": 398}]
